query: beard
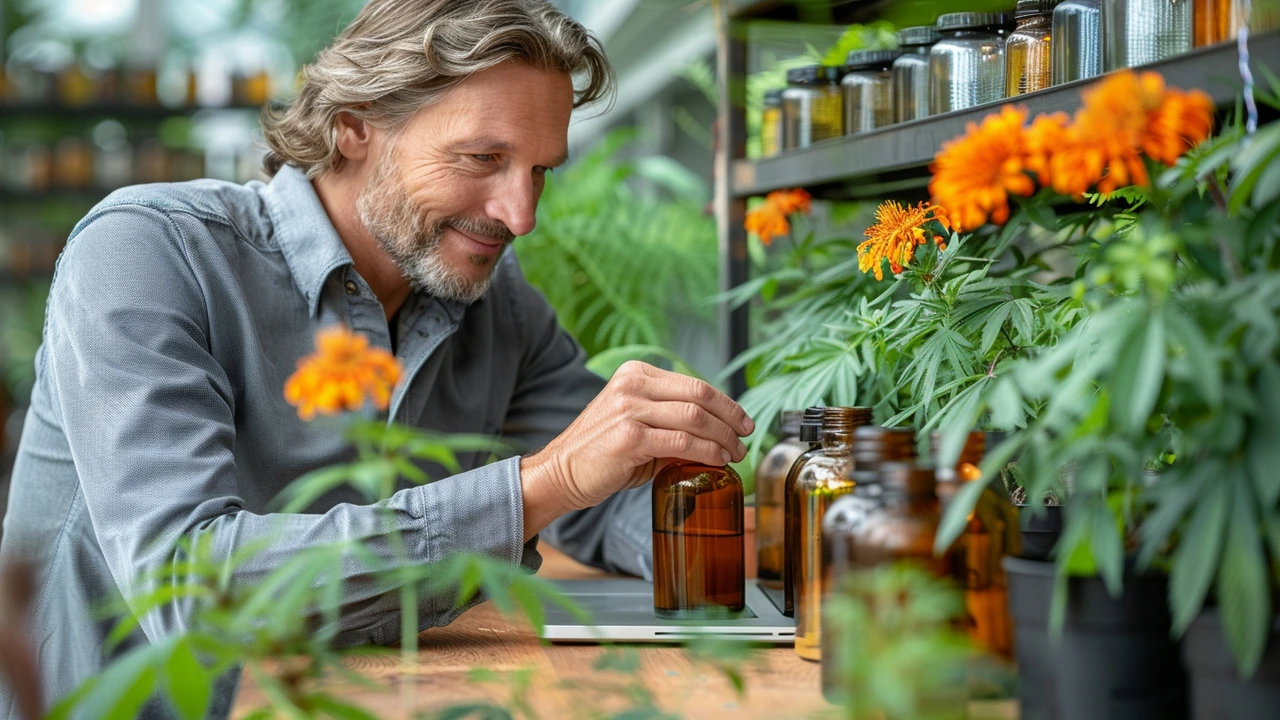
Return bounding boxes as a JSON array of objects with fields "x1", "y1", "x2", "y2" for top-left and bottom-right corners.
[{"x1": 355, "y1": 158, "x2": 514, "y2": 305}]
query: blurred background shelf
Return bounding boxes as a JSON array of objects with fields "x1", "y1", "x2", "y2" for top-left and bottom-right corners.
[
  {"x1": 0, "y1": 102, "x2": 263, "y2": 118},
  {"x1": 732, "y1": 31, "x2": 1280, "y2": 200}
]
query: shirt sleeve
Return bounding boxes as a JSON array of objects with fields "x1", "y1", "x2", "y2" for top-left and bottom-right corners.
[
  {"x1": 499, "y1": 257, "x2": 654, "y2": 580},
  {"x1": 44, "y1": 203, "x2": 536, "y2": 647}
]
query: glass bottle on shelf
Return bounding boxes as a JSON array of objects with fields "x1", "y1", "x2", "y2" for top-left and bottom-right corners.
[
  {"x1": 781, "y1": 65, "x2": 844, "y2": 150},
  {"x1": 760, "y1": 89, "x2": 784, "y2": 158},
  {"x1": 792, "y1": 406, "x2": 872, "y2": 661},
  {"x1": 930, "y1": 12, "x2": 1013, "y2": 115},
  {"x1": 1103, "y1": 0, "x2": 1192, "y2": 71},
  {"x1": 892, "y1": 25, "x2": 942, "y2": 123},
  {"x1": 842, "y1": 49, "x2": 901, "y2": 134},
  {"x1": 820, "y1": 461, "x2": 958, "y2": 696},
  {"x1": 57, "y1": 60, "x2": 96, "y2": 107},
  {"x1": 755, "y1": 409, "x2": 807, "y2": 588},
  {"x1": 1006, "y1": 0, "x2": 1056, "y2": 97},
  {"x1": 653, "y1": 461, "x2": 745, "y2": 618},
  {"x1": 782, "y1": 406, "x2": 827, "y2": 615},
  {"x1": 842, "y1": 425, "x2": 918, "y2": 529},
  {"x1": 1195, "y1": 0, "x2": 1280, "y2": 46},
  {"x1": 1052, "y1": 0, "x2": 1103, "y2": 85},
  {"x1": 92, "y1": 120, "x2": 133, "y2": 190},
  {"x1": 933, "y1": 430, "x2": 1019, "y2": 659},
  {"x1": 54, "y1": 136, "x2": 95, "y2": 189}
]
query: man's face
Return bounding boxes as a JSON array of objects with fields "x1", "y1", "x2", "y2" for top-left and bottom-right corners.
[{"x1": 356, "y1": 62, "x2": 574, "y2": 304}]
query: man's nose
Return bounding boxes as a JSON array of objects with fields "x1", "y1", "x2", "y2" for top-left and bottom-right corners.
[{"x1": 484, "y1": 173, "x2": 539, "y2": 237}]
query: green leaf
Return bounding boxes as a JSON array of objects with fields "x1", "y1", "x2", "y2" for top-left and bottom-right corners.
[
  {"x1": 586, "y1": 344, "x2": 702, "y2": 379},
  {"x1": 1022, "y1": 202, "x2": 1057, "y2": 233},
  {"x1": 980, "y1": 304, "x2": 1012, "y2": 356},
  {"x1": 509, "y1": 581, "x2": 547, "y2": 635},
  {"x1": 308, "y1": 693, "x2": 382, "y2": 720},
  {"x1": 1111, "y1": 307, "x2": 1165, "y2": 435},
  {"x1": 1168, "y1": 479, "x2": 1229, "y2": 634},
  {"x1": 1216, "y1": 474, "x2": 1272, "y2": 676},
  {"x1": 1164, "y1": 304, "x2": 1222, "y2": 407},
  {"x1": 431, "y1": 703, "x2": 515, "y2": 720},
  {"x1": 1248, "y1": 363, "x2": 1280, "y2": 506},
  {"x1": 1090, "y1": 499, "x2": 1125, "y2": 598},
  {"x1": 162, "y1": 638, "x2": 211, "y2": 720},
  {"x1": 935, "y1": 475, "x2": 989, "y2": 554}
]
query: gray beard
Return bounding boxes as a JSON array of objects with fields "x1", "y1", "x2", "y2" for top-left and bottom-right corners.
[{"x1": 355, "y1": 164, "x2": 509, "y2": 305}]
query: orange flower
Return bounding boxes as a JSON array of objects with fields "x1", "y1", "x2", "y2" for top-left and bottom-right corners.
[
  {"x1": 858, "y1": 200, "x2": 951, "y2": 280},
  {"x1": 1048, "y1": 71, "x2": 1214, "y2": 195},
  {"x1": 284, "y1": 326, "x2": 402, "y2": 421},
  {"x1": 1023, "y1": 112, "x2": 1070, "y2": 186},
  {"x1": 929, "y1": 106, "x2": 1036, "y2": 232},
  {"x1": 744, "y1": 188, "x2": 813, "y2": 245}
]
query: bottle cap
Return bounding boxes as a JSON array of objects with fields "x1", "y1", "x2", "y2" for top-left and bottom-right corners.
[
  {"x1": 937, "y1": 11, "x2": 1014, "y2": 33},
  {"x1": 897, "y1": 25, "x2": 942, "y2": 48},
  {"x1": 799, "y1": 406, "x2": 825, "y2": 443},
  {"x1": 844, "y1": 49, "x2": 903, "y2": 71},
  {"x1": 1015, "y1": 0, "x2": 1058, "y2": 19},
  {"x1": 764, "y1": 88, "x2": 784, "y2": 104},
  {"x1": 786, "y1": 65, "x2": 844, "y2": 86}
]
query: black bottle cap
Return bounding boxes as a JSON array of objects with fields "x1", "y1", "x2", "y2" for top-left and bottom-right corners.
[
  {"x1": 799, "y1": 406, "x2": 825, "y2": 443},
  {"x1": 1015, "y1": 0, "x2": 1058, "y2": 18},
  {"x1": 897, "y1": 25, "x2": 942, "y2": 48},
  {"x1": 844, "y1": 49, "x2": 903, "y2": 71},
  {"x1": 786, "y1": 65, "x2": 844, "y2": 86},
  {"x1": 764, "y1": 88, "x2": 784, "y2": 105},
  {"x1": 937, "y1": 11, "x2": 1014, "y2": 33}
]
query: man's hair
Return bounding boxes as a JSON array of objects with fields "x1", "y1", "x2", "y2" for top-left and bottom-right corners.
[{"x1": 261, "y1": 0, "x2": 614, "y2": 177}]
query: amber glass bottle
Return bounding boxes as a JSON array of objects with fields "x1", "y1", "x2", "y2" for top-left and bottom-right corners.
[
  {"x1": 781, "y1": 406, "x2": 827, "y2": 615},
  {"x1": 653, "y1": 461, "x2": 745, "y2": 618},
  {"x1": 1005, "y1": 0, "x2": 1055, "y2": 96},
  {"x1": 755, "y1": 410, "x2": 807, "y2": 587},
  {"x1": 1195, "y1": 0, "x2": 1280, "y2": 46},
  {"x1": 821, "y1": 461, "x2": 956, "y2": 696},
  {"x1": 932, "y1": 431, "x2": 1018, "y2": 659},
  {"x1": 792, "y1": 407, "x2": 871, "y2": 661}
]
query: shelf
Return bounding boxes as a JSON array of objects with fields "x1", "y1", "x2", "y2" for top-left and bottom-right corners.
[
  {"x1": 0, "y1": 188, "x2": 111, "y2": 204},
  {"x1": 732, "y1": 31, "x2": 1280, "y2": 199},
  {"x1": 0, "y1": 269, "x2": 53, "y2": 285},
  {"x1": 729, "y1": 0, "x2": 890, "y2": 22},
  {"x1": 0, "y1": 102, "x2": 264, "y2": 119}
]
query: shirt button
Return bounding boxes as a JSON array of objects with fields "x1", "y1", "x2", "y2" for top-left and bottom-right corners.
[{"x1": 344, "y1": 280, "x2": 359, "y2": 296}]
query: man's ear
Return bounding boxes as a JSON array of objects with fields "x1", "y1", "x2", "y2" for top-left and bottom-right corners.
[{"x1": 334, "y1": 112, "x2": 372, "y2": 163}]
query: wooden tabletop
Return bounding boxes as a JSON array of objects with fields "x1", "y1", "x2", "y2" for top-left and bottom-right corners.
[{"x1": 232, "y1": 546, "x2": 831, "y2": 719}]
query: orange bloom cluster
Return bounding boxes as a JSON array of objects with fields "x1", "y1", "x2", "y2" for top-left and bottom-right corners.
[
  {"x1": 744, "y1": 188, "x2": 813, "y2": 245},
  {"x1": 927, "y1": 71, "x2": 1214, "y2": 230},
  {"x1": 284, "y1": 326, "x2": 403, "y2": 421},
  {"x1": 858, "y1": 200, "x2": 951, "y2": 280}
]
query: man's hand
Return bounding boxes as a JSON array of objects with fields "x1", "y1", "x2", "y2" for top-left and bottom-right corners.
[{"x1": 519, "y1": 361, "x2": 755, "y2": 540}]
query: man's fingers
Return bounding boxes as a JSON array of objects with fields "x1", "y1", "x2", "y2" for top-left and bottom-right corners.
[
  {"x1": 621, "y1": 363, "x2": 754, "y2": 437},
  {"x1": 640, "y1": 427, "x2": 731, "y2": 467},
  {"x1": 632, "y1": 402, "x2": 746, "y2": 462}
]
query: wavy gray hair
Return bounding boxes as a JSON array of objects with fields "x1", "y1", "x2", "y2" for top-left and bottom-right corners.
[{"x1": 262, "y1": 0, "x2": 614, "y2": 177}]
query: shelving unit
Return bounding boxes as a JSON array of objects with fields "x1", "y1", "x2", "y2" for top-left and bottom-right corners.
[
  {"x1": 0, "y1": 102, "x2": 262, "y2": 120},
  {"x1": 712, "y1": 2, "x2": 1280, "y2": 397}
]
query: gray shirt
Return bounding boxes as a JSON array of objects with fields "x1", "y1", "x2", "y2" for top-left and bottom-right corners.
[{"x1": 0, "y1": 165, "x2": 653, "y2": 717}]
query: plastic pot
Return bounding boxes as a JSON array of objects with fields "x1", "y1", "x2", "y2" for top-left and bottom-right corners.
[
  {"x1": 1016, "y1": 505, "x2": 1063, "y2": 561},
  {"x1": 1005, "y1": 557, "x2": 1187, "y2": 720},
  {"x1": 1183, "y1": 609, "x2": 1280, "y2": 719}
]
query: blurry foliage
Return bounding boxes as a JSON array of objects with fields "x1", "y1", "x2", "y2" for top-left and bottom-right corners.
[
  {"x1": 515, "y1": 129, "x2": 717, "y2": 361},
  {"x1": 0, "y1": 280, "x2": 50, "y2": 407},
  {"x1": 232, "y1": 0, "x2": 366, "y2": 64}
]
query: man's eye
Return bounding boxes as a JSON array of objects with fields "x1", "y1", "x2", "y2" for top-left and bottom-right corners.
[{"x1": 471, "y1": 154, "x2": 496, "y2": 163}]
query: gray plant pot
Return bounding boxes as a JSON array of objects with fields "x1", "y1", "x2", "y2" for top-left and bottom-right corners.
[{"x1": 1183, "y1": 609, "x2": 1280, "y2": 719}]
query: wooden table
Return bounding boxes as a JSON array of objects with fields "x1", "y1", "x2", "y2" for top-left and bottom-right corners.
[{"x1": 233, "y1": 546, "x2": 831, "y2": 718}]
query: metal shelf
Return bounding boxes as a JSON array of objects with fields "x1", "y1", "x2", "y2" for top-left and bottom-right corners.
[{"x1": 732, "y1": 32, "x2": 1280, "y2": 199}]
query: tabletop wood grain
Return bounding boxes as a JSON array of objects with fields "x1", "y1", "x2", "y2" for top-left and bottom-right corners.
[{"x1": 232, "y1": 545, "x2": 835, "y2": 719}]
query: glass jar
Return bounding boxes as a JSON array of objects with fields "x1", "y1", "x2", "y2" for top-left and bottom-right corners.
[
  {"x1": 781, "y1": 65, "x2": 844, "y2": 150},
  {"x1": 792, "y1": 406, "x2": 872, "y2": 661},
  {"x1": 1195, "y1": 0, "x2": 1280, "y2": 45},
  {"x1": 782, "y1": 406, "x2": 827, "y2": 615},
  {"x1": 1007, "y1": 0, "x2": 1056, "y2": 96},
  {"x1": 892, "y1": 25, "x2": 942, "y2": 123},
  {"x1": 1053, "y1": 0, "x2": 1103, "y2": 85},
  {"x1": 1103, "y1": 0, "x2": 1192, "y2": 70},
  {"x1": 930, "y1": 12, "x2": 1013, "y2": 114},
  {"x1": 53, "y1": 136, "x2": 94, "y2": 189},
  {"x1": 755, "y1": 409, "x2": 807, "y2": 586},
  {"x1": 821, "y1": 461, "x2": 957, "y2": 696},
  {"x1": 932, "y1": 430, "x2": 1019, "y2": 659},
  {"x1": 653, "y1": 461, "x2": 745, "y2": 618},
  {"x1": 761, "y1": 89, "x2": 784, "y2": 158},
  {"x1": 842, "y1": 49, "x2": 901, "y2": 135}
]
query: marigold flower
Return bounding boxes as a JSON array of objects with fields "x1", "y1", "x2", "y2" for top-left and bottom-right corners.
[
  {"x1": 1023, "y1": 112, "x2": 1070, "y2": 186},
  {"x1": 929, "y1": 106, "x2": 1036, "y2": 232},
  {"x1": 858, "y1": 200, "x2": 951, "y2": 281},
  {"x1": 744, "y1": 188, "x2": 813, "y2": 245},
  {"x1": 284, "y1": 326, "x2": 402, "y2": 421}
]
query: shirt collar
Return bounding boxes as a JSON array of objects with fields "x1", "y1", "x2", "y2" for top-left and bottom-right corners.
[{"x1": 262, "y1": 164, "x2": 354, "y2": 316}]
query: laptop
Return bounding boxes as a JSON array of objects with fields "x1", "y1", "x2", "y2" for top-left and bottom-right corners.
[{"x1": 540, "y1": 578, "x2": 795, "y2": 644}]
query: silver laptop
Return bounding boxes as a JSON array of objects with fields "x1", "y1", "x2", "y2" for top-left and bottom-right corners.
[{"x1": 540, "y1": 578, "x2": 795, "y2": 644}]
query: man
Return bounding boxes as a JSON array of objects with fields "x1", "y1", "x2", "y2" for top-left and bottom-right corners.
[{"x1": 0, "y1": 0, "x2": 753, "y2": 715}]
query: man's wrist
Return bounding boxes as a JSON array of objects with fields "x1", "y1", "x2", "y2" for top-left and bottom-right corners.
[{"x1": 518, "y1": 451, "x2": 580, "y2": 541}]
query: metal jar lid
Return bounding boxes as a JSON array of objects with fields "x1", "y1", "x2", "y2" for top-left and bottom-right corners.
[
  {"x1": 786, "y1": 65, "x2": 844, "y2": 86},
  {"x1": 844, "y1": 49, "x2": 903, "y2": 71},
  {"x1": 1016, "y1": 0, "x2": 1059, "y2": 18},
  {"x1": 764, "y1": 88, "x2": 784, "y2": 105},
  {"x1": 897, "y1": 25, "x2": 942, "y2": 47},
  {"x1": 937, "y1": 11, "x2": 1013, "y2": 33}
]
